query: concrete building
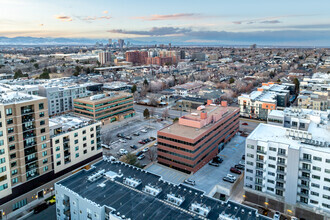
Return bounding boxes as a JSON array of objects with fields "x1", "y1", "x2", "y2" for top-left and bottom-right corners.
[
  {"x1": 55, "y1": 158, "x2": 271, "y2": 220},
  {"x1": 244, "y1": 107, "x2": 330, "y2": 219},
  {"x1": 157, "y1": 101, "x2": 239, "y2": 174},
  {"x1": 49, "y1": 115, "x2": 102, "y2": 174},
  {"x1": 125, "y1": 50, "x2": 148, "y2": 65},
  {"x1": 191, "y1": 52, "x2": 206, "y2": 61},
  {"x1": 0, "y1": 92, "x2": 52, "y2": 211},
  {"x1": 38, "y1": 83, "x2": 89, "y2": 116},
  {"x1": 118, "y1": 39, "x2": 124, "y2": 48},
  {"x1": 98, "y1": 52, "x2": 112, "y2": 65},
  {"x1": 238, "y1": 82, "x2": 294, "y2": 120},
  {"x1": 73, "y1": 92, "x2": 135, "y2": 125}
]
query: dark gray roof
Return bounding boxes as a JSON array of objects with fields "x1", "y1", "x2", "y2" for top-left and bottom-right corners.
[{"x1": 57, "y1": 160, "x2": 271, "y2": 220}]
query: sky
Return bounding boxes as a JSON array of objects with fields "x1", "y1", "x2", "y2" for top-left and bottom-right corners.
[{"x1": 1, "y1": 0, "x2": 330, "y2": 46}]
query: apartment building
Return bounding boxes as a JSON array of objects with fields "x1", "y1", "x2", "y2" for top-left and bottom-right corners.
[
  {"x1": 244, "y1": 107, "x2": 330, "y2": 219},
  {"x1": 298, "y1": 73, "x2": 330, "y2": 111},
  {"x1": 73, "y1": 92, "x2": 135, "y2": 125},
  {"x1": 157, "y1": 101, "x2": 239, "y2": 174},
  {"x1": 55, "y1": 159, "x2": 271, "y2": 220},
  {"x1": 0, "y1": 92, "x2": 51, "y2": 205},
  {"x1": 38, "y1": 83, "x2": 89, "y2": 116},
  {"x1": 238, "y1": 82, "x2": 294, "y2": 120},
  {"x1": 49, "y1": 115, "x2": 102, "y2": 174}
]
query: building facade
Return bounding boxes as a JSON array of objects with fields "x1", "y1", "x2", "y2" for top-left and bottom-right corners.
[
  {"x1": 73, "y1": 92, "x2": 135, "y2": 124},
  {"x1": 157, "y1": 101, "x2": 239, "y2": 173},
  {"x1": 38, "y1": 84, "x2": 89, "y2": 116},
  {"x1": 0, "y1": 92, "x2": 52, "y2": 210},
  {"x1": 49, "y1": 115, "x2": 102, "y2": 174},
  {"x1": 244, "y1": 108, "x2": 330, "y2": 219}
]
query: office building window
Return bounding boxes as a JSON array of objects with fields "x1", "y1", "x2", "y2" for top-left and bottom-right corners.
[
  {"x1": 39, "y1": 103, "x2": 44, "y2": 110},
  {"x1": 6, "y1": 108, "x2": 12, "y2": 116}
]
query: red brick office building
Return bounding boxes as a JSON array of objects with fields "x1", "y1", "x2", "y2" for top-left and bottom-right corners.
[{"x1": 157, "y1": 101, "x2": 239, "y2": 173}]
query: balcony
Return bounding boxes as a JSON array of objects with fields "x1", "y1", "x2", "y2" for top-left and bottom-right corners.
[
  {"x1": 298, "y1": 192, "x2": 309, "y2": 198},
  {"x1": 26, "y1": 171, "x2": 39, "y2": 180},
  {"x1": 21, "y1": 109, "x2": 34, "y2": 115},
  {"x1": 298, "y1": 184, "x2": 309, "y2": 190},
  {"x1": 256, "y1": 166, "x2": 265, "y2": 171},
  {"x1": 23, "y1": 132, "x2": 36, "y2": 140},
  {"x1": 25, "y1": 148, "x2": 37, "y2": 155},
  {"x1": 22, "y1": 117, "x2": 35, "y2": 123},
  {"x1": 299, "y1": 175, "x2": 310, "y2": 181},
  {"x1": 275, "y1": 185, "x2": 285, "y2": 191},
  {"x1": 255, "y1": 182, "x2": 265, "y2": 188},
  {"x1": 277, "y1": 152, "x2": 286, "y2": 156},
  {"x1": 23, "y1": 125, "x2": 35, "y2": 132},
  {"x1": 24, "y1": 142, "x2": 37, "y2": 149},
  {"x1": 63, "y1": 138, "x2": 70, "y2": 143},
  {"x1": 276, "y1": 177, "x2": 286, "y2": 183},
  {"x1": 276, "y1": 169, "x2": 285, "y2": 174},
  {"x1": 25, "y1": 157, "x2": 37, "y2": 164},
  {"x1": 256, "y1": 158, "x2": 264, "y2": 162},
  {"x1": 300, "y1": 158, "x2": 312, "y2": 163},
  {"x1": 299, "y1": 167, "x2": 311, "y2": 172},
  {"x1": 277, "y1": 161, "x2": 286, "y2": 166},
  {"x1": 257, "y1": 150, "x2": 266, "y2": 155}
]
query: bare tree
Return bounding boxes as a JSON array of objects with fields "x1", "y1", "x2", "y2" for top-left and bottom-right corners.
[
  {"x1": 150, "y1": 107, "x2": 155, "y2": 117},
  {"x1": 146, "y1": 147, "x2": 157, "y2": 162},
  {"x1": 162, "y1": 108, "x2": 170, "y2": 119}
]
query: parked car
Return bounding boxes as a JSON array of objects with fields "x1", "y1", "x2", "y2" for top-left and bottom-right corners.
[
  {"x1": 130, "y1": 145, "x2": 137, "y2": 149},
  {"x1": 133, "y1": 132, "x2": 140, "y2": 136},
  {"x1": 141, "y1": 129, "x2": 148, "y2": 133},
  {"x1": 144, "y1": 138, "x2": 151, "y2": 142},
  {"x1": 235, "y1": 164, "x2": 245, "y2": 170},
  {"x1": 184, "y1": 179, "x2": 196, "y2": 186},
  {"x1": 136, "y1": 151, "x2": 143, "y2": 157},
  {"x1": 209, "y1": 161, "x2": 219, "y2": 167},
  {"x1": 242, "y1": 122, "x2": 248, "y2": 126},
  {"x1": 242, "y1": 154, "x2": 245, "y2": 160},
  {"x1": 150, "y1": 137, "x2": 156, "y2": 141},
  {"x1": 138, "y1": 140, "x2": 146, "y2": 144},
  {"x1": 213, "y1": 156, "x2": 223, "y2": 163},
  {"x1": 119, "y1": 139, "x2": 126, "y2": 143},
  {"x1": 153, "y1": 143, "x2": 158, "y2": 146},
  {"x1": 124, "y1": 136, "x2": 132, "y2": 140},
  {"x1": 137, "y1": 154, "x2": 145, "y2": 160},
  {"x1": 142, "y1": 147, "x2": 149, "y2": 153},
  {"x1": 230, "y1": 167, "x2": 242, "y2": 174},
  {"x1": 226, "y1": 174, "x2": 237, "y2": 180},
  {"x1": 34, "y1": 203, "x2": 48, "y2": 214},
  {"x1": 119, "y1": 149, "x2": 128, "y2": 155},
  {"x1": 273, "y1": 211, "x2": 281, "y2": 220},
  {"x1": 117, "y1": 133, "x2": 125, "y2": 138},
  {"x1": 223, "y1": 176, "x2": 235, "y2": 183}
]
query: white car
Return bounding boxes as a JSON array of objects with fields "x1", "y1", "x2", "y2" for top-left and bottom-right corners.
[
  {"x1": 137, "y1": 154, "x2": 145, "y2": 160},
  {"x1": 119, "y1": 139, "x2": 126, "y2": 143},
  {"x1": 142, "y1": 147, "x2": 149, "y2": 153},
  {"x1": 119, "y1": 149, "x2": 128, "y2": 155},
  {"x1": 140, "y1": 129, "x2": 148, "y2": 133},
  {"x1": 226, "y1": 174, "x2": 236, "y2": 180}
]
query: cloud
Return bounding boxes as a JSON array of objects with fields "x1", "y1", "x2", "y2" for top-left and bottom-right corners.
[
  {"x1": 107, "y1": 26, "x2": 330, "y2": 45},
  {"x1": 108, "y1": 27, "x2": 191, "y2": 36},
  {"x1": 82, "y1": 16, "x2": 111, "y2": 21},
  {"x1": 55, "y1": 15, "x2": 72, "y2": 22},
  {"x1": 133, "y1": 13, "x2": 200, "y2": 21},
  {"x1": 260, "y1": 20, "x2": 281, "y2": 24},
  {"x1": 103, "y1": 10, "x2": 109, "y2": 14}
]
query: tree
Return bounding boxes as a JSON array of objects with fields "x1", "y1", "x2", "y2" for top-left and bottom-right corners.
[
  {"x1": 131, "y1": 84, "x2": 137, "y2": 94},
  {"x1": 33, "y1": 63, "x2": 39, "y2": 69},
  {"x1": 14, "y1": 69, "x2": 28, "y2": 79},
  {"x1": 39, "y1": 68, "x2": 50, "y2": 79},
  {"x1": 143, "y1": 79, "x2": 149, "y2": 86},
  {"x1": 162, "y1": 108, "x2": 170, "y2": 119},
  {"x1": 229, "y1": 78, "x2": 235, "y2": 84},
  {"x1": 173, "y1": 117, "x2": 179, "y2": 122},
  {"x1": 120, "y1": 153, "x2": 141, "y2": 167},
  {"x1": 293, "y1": 78, "x2": 300, "y2": 94},
  {"x1": 143, "y1": 108, "x2": 150, "y2": 119},
  {"x1": 146, "y1": 147, "x2": 157, "y2": 162}
]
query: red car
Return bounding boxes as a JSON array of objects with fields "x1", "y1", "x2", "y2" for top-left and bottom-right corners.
[
  {"x1": 242, "y1": 122, "x2": 248, "y2": 126},
  {"x1": 138, "y1": 140, "x2": 145, "y2": 144},
  {"x1": 230, "y1": 167, "x2": 242, "y2": 174}
]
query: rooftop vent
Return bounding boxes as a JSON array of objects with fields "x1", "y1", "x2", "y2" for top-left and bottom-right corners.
[
  {"x1": 142, "y1": 184, "x2": 162, "y2": 196},
  {"x1": 189, "y1": 201, "x2": 211, "y2": 217},
  {"x1": 87, "y1": 169, "x2": 105, "y2": 182},
  {"x1": 166, "y1": 193, "x2": 185, "y2": 206},
  {"x1": 123, "y1": 177, "x2": 141, "y2": 188}
]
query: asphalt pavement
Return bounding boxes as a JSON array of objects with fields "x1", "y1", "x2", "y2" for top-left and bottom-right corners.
[
  {"x1": 133, "y1": 104, "x2": 184, "y2": 118},
  {"x1": 26, "y1": 204, "x2": 56, "y2": 220}
]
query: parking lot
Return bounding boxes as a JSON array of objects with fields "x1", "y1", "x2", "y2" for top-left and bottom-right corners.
[
  {"x1": 101, "y1": 116, "x2": 170, "y2": 165},
  {"x1": 186, "y1": 135, "x2": 246, "y2": 198}
]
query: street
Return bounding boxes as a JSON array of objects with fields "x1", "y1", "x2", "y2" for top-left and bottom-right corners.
[{"x1": 26, "y1": 204, "x2": 56, "y2": 220}]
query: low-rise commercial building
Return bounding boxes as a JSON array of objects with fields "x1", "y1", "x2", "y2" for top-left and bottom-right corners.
[
  {"x1": 49, "y1": 115, "x2": 102, "y2": 174},
  {"x1": 73, "y1": 92, "x2": 135, "y2": 125},
  {"x1": 245, "y1": 107, "x2": 330, "y2": 219},
  {"x1": 157, "y1": 101, "x2": 239, "y2": 173}
]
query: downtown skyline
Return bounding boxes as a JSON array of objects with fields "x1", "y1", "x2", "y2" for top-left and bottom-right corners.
[{"x1": 1, "y1": 0, "x2": 330, "y2": 46}]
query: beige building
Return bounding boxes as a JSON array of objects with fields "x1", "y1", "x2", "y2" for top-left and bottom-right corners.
[
  {"x1": 49, "y1": 115, "x2": 102, "y2": 173},
  {"x1": 0, "y1": 92, "x2": 51, "y2": 199}
]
